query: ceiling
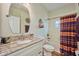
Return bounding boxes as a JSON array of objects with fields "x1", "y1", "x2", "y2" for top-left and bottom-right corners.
[
  {"x1": 41, "y1": 3, "x2": 74, "y2": 12},
  {"x1": 11, "y1": 3, "x2": 75, "y2": 13}
]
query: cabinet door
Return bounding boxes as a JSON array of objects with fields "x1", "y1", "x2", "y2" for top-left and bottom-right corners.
[{"x1": 8, "y1": 40, "x2": 43, "y2": 56}]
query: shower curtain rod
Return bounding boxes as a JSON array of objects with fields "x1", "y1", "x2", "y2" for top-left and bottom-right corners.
[{"x1": 47, "y1": 12, "x2": 77, "y2": 20}]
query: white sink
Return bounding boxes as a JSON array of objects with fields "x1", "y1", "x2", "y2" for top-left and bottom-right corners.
[{"x1": 16, "y1": 40, "x2": 32, "y2": 44}]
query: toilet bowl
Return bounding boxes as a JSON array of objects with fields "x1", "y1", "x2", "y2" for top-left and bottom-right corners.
[{"x1": 43, "y1": 44, "x2": 54, "y2": 52}]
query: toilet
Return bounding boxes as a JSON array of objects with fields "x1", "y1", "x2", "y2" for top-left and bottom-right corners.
[{"x1": 43, "y1": 44, "x2": 54, "y2": 56}]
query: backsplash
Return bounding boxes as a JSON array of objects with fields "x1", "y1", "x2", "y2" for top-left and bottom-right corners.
[{"x1": 0, "y1": 34, "x2": 34, "y2": 44}]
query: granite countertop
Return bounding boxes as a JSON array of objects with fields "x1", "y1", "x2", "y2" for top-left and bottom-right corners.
[{"x1": 0, "y1": 37, "x2": 43, "y2": 56}]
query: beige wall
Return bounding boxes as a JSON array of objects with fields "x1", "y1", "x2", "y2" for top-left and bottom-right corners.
[
  {"x1": 0, "y1": 3, "x2": 48, "y2": 38},
  {"x1": 48, "y1": 3, "x2": 77, "y2": 53},
  {"x1": 76, "y1": 4, "x2": 79, "y2": 16},
  {"x1": 23, "y1": 4, "x2": 48, "y2": 38},
  {"x1": 0, "y1": 4, "x2": 1, "y2": 37},
  {"x1": 0, "y1": 4, "x2": 12, "y2": 37}
]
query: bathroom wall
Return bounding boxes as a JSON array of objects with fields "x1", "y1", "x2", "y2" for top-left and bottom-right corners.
[
  {"x1": 0, "y1": 4, "x2": 12, "y2": 37},
  {"x1": 48, "y1": 3, "x2": 77, "y2": 53},
  {"x1": 76, "y1": 4, "x2": 79, "y2": 16},
  {"x1": 24, "y1": 4, "x2": 48, "y2": 38},
  {"x1": 0, "y1": 4, "x2": 1, "y2": 37},
  {"x1": 0, "y1": 3, "x2": 48, "y2": 39},
  {"x1": 0, "y1": 4, "x2": 2, "y2": 42}
]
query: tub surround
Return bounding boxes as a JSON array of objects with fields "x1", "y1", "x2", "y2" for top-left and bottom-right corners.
[{"x1": 0, "y1": 34, "x2": 44, "y2": 56}]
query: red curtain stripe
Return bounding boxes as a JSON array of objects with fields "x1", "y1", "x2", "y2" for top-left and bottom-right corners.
[{"x1": 60, "y1": 13, "x2": 77, "y2": 56}]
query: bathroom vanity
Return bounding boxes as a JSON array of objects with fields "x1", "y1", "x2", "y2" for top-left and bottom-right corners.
[
  {"x1": 0, "y1": 37, "x2": 44, "y2": 56},
  {"x1": 8, "y1": 39, "x2": 44, "y2": 56}
]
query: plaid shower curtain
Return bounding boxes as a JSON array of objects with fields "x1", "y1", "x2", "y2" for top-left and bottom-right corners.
[{"x1": 60, "y1": 13, "x2": 78, "y2": 56}]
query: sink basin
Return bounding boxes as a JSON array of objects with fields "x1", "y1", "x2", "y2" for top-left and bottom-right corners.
[{"x1": 16, "y1": 40, "x2": 32, "y2": 44}]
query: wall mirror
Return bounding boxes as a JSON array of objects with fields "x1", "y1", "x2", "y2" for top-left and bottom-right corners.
[
  {"x1": 8, "y1": 16, "x2": 21, "y2": 34},
  {"x1": 8, "y1": 3, "x2": 30, "y2": 34}
]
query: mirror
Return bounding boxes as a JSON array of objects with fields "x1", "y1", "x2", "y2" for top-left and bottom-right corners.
[
  {"x1": 9, "y1": 3, "x2": 30, "y2": 34},
  {"x1": 8, "y1": 16, "x2": 21, "y2": 33}
]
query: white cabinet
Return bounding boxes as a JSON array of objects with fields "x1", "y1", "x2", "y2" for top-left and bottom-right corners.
[{"x1": 8, "y1": 40, "x2": 44, "y2": 56}]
